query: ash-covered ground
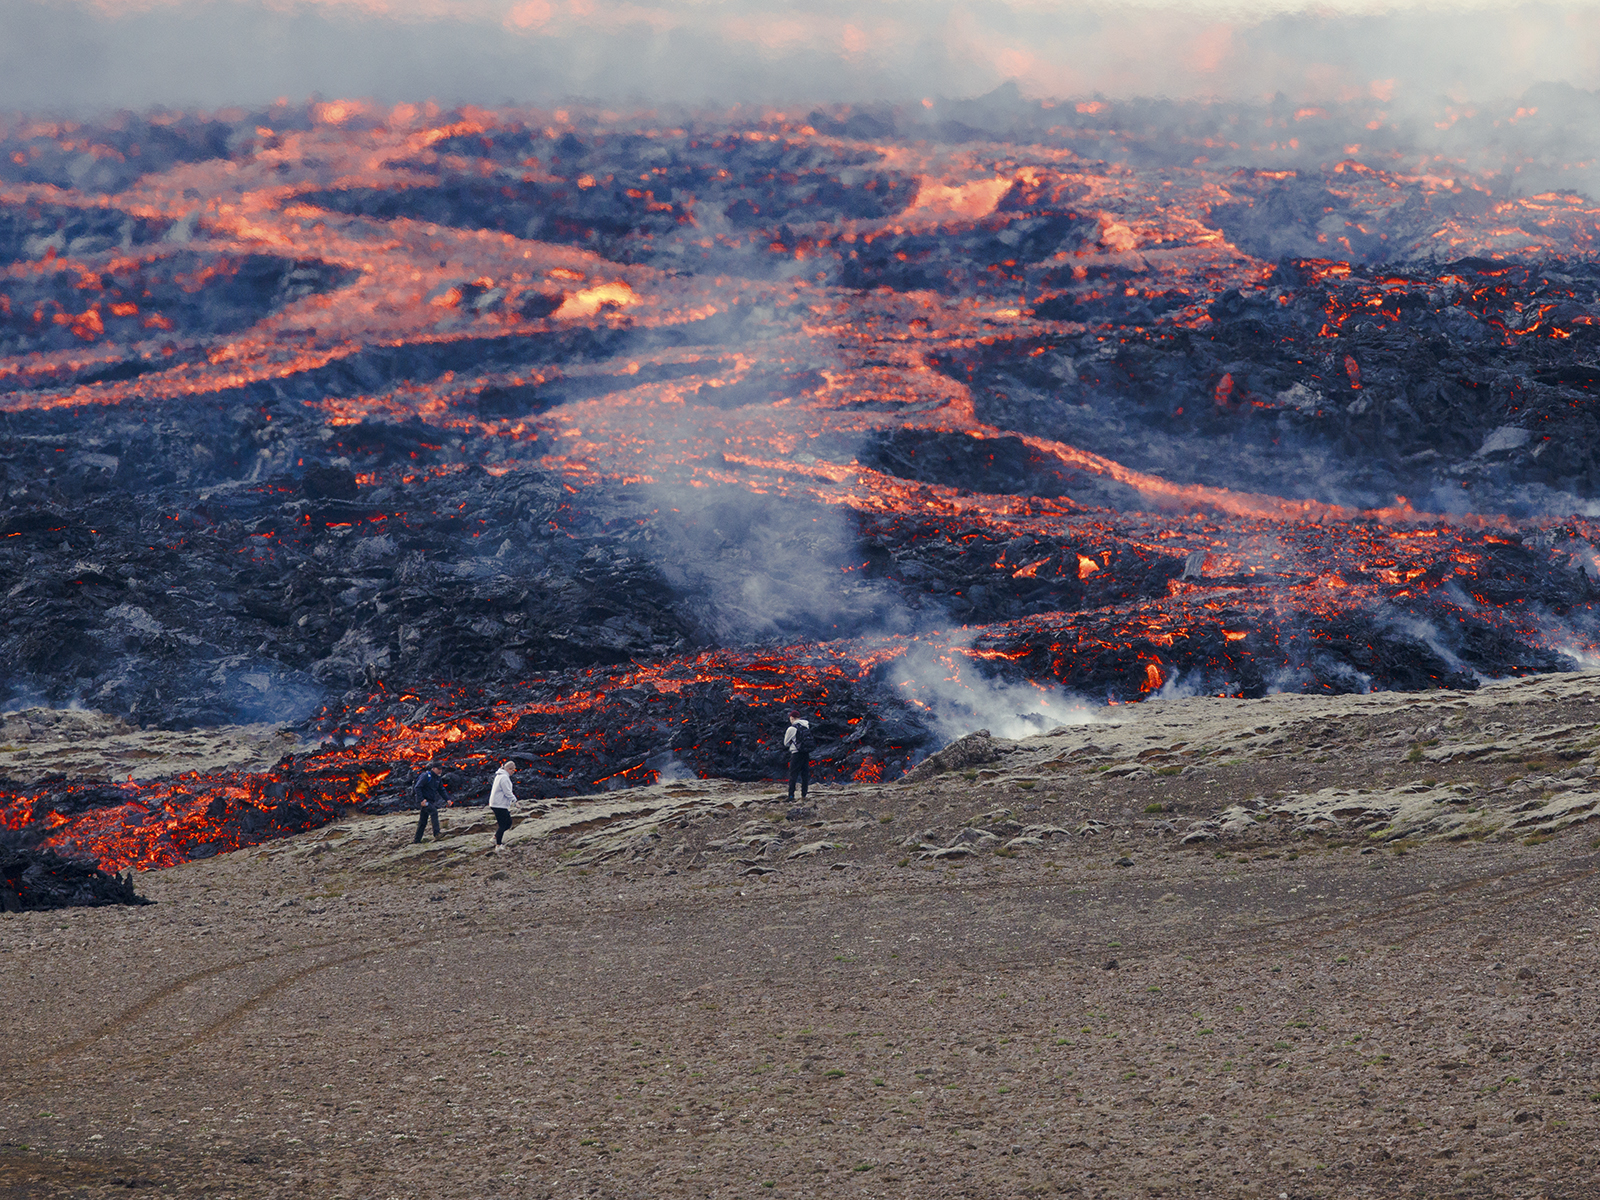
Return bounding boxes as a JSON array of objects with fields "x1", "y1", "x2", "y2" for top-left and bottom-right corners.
[{"x1": 3, "y1": 671, "x2": 1598, "y2": 1199}]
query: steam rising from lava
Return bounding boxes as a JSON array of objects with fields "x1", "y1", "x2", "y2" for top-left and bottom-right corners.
[
  {"x1": 886, "y1": 632, "x2": 1103, "y2": 744},
  {"x1": 2, "y1": 75, "x2": 1599, "y2": 873}
]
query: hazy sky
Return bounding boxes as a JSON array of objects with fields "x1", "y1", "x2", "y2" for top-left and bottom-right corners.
[{"x1": 0, "y1": 0, "x2": 1595, "y2": 112}]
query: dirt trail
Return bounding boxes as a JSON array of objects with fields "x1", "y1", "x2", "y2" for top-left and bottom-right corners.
[{"x1": 4, "y1": 672, "x2": 1600, "y2": 1199}]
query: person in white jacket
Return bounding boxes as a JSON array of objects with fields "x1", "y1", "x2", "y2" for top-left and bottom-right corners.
[{"x1": 487, "y1": 760, "x2": 517, "y2": 852}]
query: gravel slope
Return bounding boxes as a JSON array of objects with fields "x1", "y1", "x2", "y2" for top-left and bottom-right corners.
[{"x1": 4, "y1": 672, "x2": 1600, "y2": 1199}]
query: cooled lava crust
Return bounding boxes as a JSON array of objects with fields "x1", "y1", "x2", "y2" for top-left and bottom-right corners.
[{"x1": 1, "y1": 97, "x2": 1598, "y2": 871}]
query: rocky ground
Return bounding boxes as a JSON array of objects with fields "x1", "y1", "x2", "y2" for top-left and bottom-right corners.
[
  {"x1": 4, "y1": 671, "x2": 1600, "y2": 1199},
  {"x1": 0, "y1": 709, "x2": 311, "y2": 787}
]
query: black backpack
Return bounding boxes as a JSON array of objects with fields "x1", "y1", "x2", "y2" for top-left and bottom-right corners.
[{"x1": 793, "y1": 723, "x2": 815, "y2": 755}]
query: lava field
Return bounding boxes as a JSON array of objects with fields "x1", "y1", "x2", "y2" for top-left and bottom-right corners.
[{"x1": 2, "y1": 94, "x2": 1599, "y2": 872}]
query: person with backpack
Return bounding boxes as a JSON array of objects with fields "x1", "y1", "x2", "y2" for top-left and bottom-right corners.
[
  {"x1": 412, "y1": 764, "x2": 450, "y2": 843},
  {"x1": 783, "y1": 711, "x2": 814, "y2": 802}
]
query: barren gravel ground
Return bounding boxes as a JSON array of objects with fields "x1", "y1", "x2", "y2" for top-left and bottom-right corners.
[{"x1": 5, "y1": 672, "x2": 1600, "y2": 1200}]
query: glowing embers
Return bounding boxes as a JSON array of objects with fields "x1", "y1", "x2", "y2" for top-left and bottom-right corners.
[
  {"x1": 0, "y1": 765, "x2": 345, "y2": 873},
  {"x1": 901, "y1": 177, "x2": 1013, "y2": 224},
  {"x1": 552, "y1": 280, "x2": 637, "y2": 319},
  {"x1": 8, "y1": 500, "x2": 1594, "y2": 872},
  {"x1": 974, "y1": 591, "x2": 1539, "y2": 705},
  {"x1": 0, "y1": 248, "x2": 356, "y2": 383},
  {"x1": 851, "y1": 758, "x2": 885, "y2": 782},
  {"x1": 0, "y1": 249, "x2": 353, "y2": 355},
  {"x1": 1301, "y1": 258, "x2": 1599, "y2": 345},
  {"x1": 0, "y1": 640, "x2": 920, "y2": 871},
  {"x1": 968, "y1": 508, "x2": 1600, "y2": 702}
]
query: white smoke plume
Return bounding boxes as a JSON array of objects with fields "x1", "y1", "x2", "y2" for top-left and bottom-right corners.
[{"x1": 884, "y1": 630, "x2": 1105, "y2": 745}]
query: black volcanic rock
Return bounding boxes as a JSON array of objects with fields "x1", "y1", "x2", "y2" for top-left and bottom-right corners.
[
  {"x1": 941, "y1": 257, "x2": 1600, "y2": 515},
  {"x1": 0, "y1": 201, "x2": 172, "y2": 265},
  {"x1": 301, "y1": 465, "x2": 360, "y2": 501},
  {"x1": 0, "y1": 114, "x2": 238, "y2": 194},
  {"x1": 902, "y1": 730, "x2": 1002, "y2": 781},
  {"x1": 857, "y1": 428, "x2": 1143, "y2": 508},
  {"x1": 0, "y1": 252, "x2": 355, "y2": 365},
  {"x1": 312, "y1": 126, "x2": 916, "y2": 275},
  {"x1": 0, "y1": 841, "x2": 151, "y2": 911}
]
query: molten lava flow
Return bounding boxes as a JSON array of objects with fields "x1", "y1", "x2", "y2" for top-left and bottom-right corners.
[{"x1": 3, "y1": 99, "x2": 1598, "y2": 874}]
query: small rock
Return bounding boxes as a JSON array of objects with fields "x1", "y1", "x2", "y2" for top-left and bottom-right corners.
[
  {"x1": 786, "y1": 840, "x2": 842, "y2": 859},
  {"x1": 951, "y1": 827, "x2": 998, "y2": 846},
  {"x1": 1103, "y1": 959, "x2": 1119, "y2": 969},
  {"x1": 919, "y1": 845, "x2": 975, "y2": 860},
  {"x1": 902, "y1": 730, "x2": 1001, "y2": 780},
  {"x1": 1114, "y1": 856, "x2": 1134, "y2": 867},
  {"x1": 1515, "y1": 966, "x2": 1535, "y2": 980}
]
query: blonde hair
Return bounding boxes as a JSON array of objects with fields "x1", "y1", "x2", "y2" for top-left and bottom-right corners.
[{"x1": 502, "y1": 760, "x2": 516, "y2": 771}]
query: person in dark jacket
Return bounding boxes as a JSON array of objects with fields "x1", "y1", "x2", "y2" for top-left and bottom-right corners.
[
  {"x1": 412, "y1": 765, "x2": 450, "y2": 843},
  {"x1": 783, "y1": 711, "x2": 813, "y2": 802}
]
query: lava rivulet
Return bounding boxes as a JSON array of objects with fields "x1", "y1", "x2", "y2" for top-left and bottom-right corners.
[{"x1": 2, "y1": 99, "x2": 1598, "y2": 870}]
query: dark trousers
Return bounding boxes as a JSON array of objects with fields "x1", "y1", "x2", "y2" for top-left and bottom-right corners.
[
  {"x1": 414, "y1": 805, "x2": 441, "y2": 842},
  {"x1": 788, "y1": 753, "x2": 810, "y2": 801},
  {"x1": 493, "y1": 806, "x2": 513, "y2": 844}
]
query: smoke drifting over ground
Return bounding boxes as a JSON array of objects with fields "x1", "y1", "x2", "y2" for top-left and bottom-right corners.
[{"x1": 635, "y1": 485, "x2": 911, "y2": 645}]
